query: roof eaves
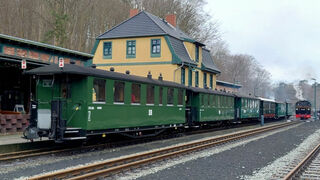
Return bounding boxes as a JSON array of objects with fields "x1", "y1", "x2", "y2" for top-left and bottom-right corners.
[{"x1": 0, "y1": 34, "x2": 93, "y2": 58}]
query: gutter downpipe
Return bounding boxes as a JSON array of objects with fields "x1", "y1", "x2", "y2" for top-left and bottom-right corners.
[{"x1": 173, "y1": 62, "x2": 184, "y2": 83}]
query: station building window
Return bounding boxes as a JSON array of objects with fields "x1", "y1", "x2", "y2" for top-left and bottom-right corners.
[
  {"x1": 92, "y1": 79, "x2": 106, "y2": 103},
  {"x1": 210, "y1": 74, "x2": 213, "y2": 89},
  {"x1": 103, "y1": 42, "x2": 112, "y2": 59},
  {"x1": 167, "y1": 88, "x2": 174, "y2": 105},
  {"x1": 203, "y1": 72, "x2": 207, "y2": 87},
  {"x1": 181, "y1": 68, "x2": 185, "y2": 85},
  {"x1": 178, "y1": 89, "x2": 183, "y2": 105},
  {"x1": 114, "y1": 81, "x2": 124, "y2": 103},
  {"x1": 147, "y1": 85, "x2": 154, "y2": 104},
  {"x1": 151, "y1": 39, "x2": 161, "y2": 57},
  {"x1": 159, "y1": 87, "x2": 163, "y2": 105},
  {"x1": 188, "y1": 69, "x2": 192, "y2": 86},
  {"x1": 195, "y1": 45, "x2": 199, "y2": 62},
  {"x1": 195, "y1": 71, "x2": 199, "y2": 87},
  {"x1": 131, "y1": 83, "x2": 140, "y2": 104},
  {"x1": 126, "y1": 40, "x2": 136, "y2": 58}
]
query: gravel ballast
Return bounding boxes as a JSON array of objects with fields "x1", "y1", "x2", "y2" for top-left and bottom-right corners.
[
  {"x1": 1, "y1": 120, "x2": 317, "y2": 179},
  {"x1": 118, "y1": 121, "x2": 320, "y2": 180}
]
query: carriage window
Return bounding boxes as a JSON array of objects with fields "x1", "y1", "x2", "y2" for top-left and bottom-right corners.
[
  {"x1": 131, "y1": 83, "x2": 141, "y2": 104},
  {"x1": 167, "y1": 88, "x2": 174, "y2": 105},
  {"x1": 147, "y1": 85, "x2": 154, "y2": 104},
  {"x1": 159, "y1": 87, "x2": 163, "y2": 105},
  {"x1": 114, "y1": 81, "x2": 125, "y2": 103},
  {"x1": 178, "y1": 89, "x2": 183, "y2": 105},
  {"x1": 93, "y1": 79, "x2": 105, "y2": 103}
]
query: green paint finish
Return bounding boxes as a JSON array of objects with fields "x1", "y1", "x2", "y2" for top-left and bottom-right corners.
[
  {"x1": 183, "y1": 38, "x2": 196, "y2": 43},
  {"x1": 36, "y1": 76, "x2": 89, "y2": 129},
  {"x1": 286, "y1": 103, "x2": 294, "y2": 116},
  {"x1": 86, "y1": 83, "x2": 185, "y2": 130},
  {"x1": 164, "y1": 35, "x2": 181, "y2": 64},
  {"x1": 236, "y1": 97, "x2": 260, "y2": 119},
  {"x1": 198, "y1": 93, "x2": 234, "y2": 122},
  {"x1": 96, "y1": 61, "x2": 172, "y2": 66},
  {"x1": 0, "y1": 44, "x2": 3, "y2": 53},
  {"x1": 188, "y1": 69, "x2": 192, "y2": 86},
  {"x1": 262, "y1": 101, "x2": 276, "y2": 115},
  {"x1": 276, "y1": 103, "x2": 286, "y2": 117},
  {"x1": 195, "y1": 71, "x2": 199, "y2": 87},
  {"x1": 181, "y1": 68, "x2": 185, "y2": 85},
  {"x1": 91, "y1": 40, "x2": 100, "y2": 55},
  {"x1": 210, "y1": 74, "x2": 213, "y2": 89},
  {"x1": 195, "y1": 45, "x2": 199, "y2": 62}
]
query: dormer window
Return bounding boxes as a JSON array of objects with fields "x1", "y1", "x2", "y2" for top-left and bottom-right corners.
[
  {"x1": 195, "y1": 45, "x2": 199, "y2": 62},
  {"x1": 151, "y1": 39, "x2": 161, "y2": 57}
]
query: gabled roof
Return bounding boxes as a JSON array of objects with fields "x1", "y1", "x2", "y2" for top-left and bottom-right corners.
[
  {"x1": 201, "y1": 49, "x2": 220, "y2": 74},
  {"x1": 97, "y1": 11, "x2": 203, "y2": 45}
]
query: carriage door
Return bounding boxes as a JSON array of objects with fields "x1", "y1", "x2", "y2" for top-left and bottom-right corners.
[{"x1": 185, "y1": 90, "x2": 193, "y2": 126}]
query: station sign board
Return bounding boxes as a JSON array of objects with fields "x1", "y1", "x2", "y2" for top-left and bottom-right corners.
[
  {"x1": 21, "y1": 59, "x2": 27, "y2": 69},
  {"x1": 59, "y1": 57, "x2": 64, "y2": 68}
]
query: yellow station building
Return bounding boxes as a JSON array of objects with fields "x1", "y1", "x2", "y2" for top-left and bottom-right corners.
[{"x1": 92, "y1": 10, "x2": 220, "y2": 89}]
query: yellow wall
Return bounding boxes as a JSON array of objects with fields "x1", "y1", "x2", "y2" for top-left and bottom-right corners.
[
  {"x1": 182, "y1": 42, "x2": 203, "y2": 68},
  {"x1": 93, "y1": 36, "x2": 171, "y2": 64},
  {"x1": 183, "y1": 42, "x2": 195, "y2": 60},
  {"x1": 97, "y1": 64, "x2": 178, "y2": 82},
  {"x1": 93, "y1": 35, "x2": 216, "y2": 89}
]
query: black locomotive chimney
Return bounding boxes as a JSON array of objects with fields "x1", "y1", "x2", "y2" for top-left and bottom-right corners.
[
  {"x1": 125, "y1": 70, "x2": 130, "y2": 74},
  {"x1": 110, "y1": 67, "x2": 115, "y2": 72}
]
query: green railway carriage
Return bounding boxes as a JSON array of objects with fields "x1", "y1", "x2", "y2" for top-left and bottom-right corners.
[
  {"x1": 26, "y1": 64, "x2": 186, "y2": 141},
  {"x1": 186, "y1": 88, "x2": 235, "y2": 124},
  {"x1": 276, "y1": 102, "x2": 286, "y2": 118},
  {"x1": 235, "y1": 96, "x2": 260, "y2": 120},
  {"x1": 285, "y1": 102, "x2": 294, "y2": 117},
  {"x1": 259, "y1": 98, "x2": 276, "y2": 119}
]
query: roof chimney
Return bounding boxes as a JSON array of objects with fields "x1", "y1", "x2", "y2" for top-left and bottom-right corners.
[
  {"x1": 129, "y1": 9, "x2": 139, "y2": 18},
  {"x1": 165, "y1": 14, "x2": 176, "y2": 27}
]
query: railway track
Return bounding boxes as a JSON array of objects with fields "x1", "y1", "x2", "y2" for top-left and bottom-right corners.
[
  {"x1": 29, "y1": 121, "x2": 299, "y2": 180},
  {"x1": 283, "y1": 144, "x2": 320, "y2": 180},
  {"x1": 0, "y1": 120, "x2": 275, "y2": 163}
]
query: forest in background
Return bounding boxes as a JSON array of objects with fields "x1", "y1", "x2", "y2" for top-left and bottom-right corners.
[{"x1": 0, "y1": 0, "x2": 317, "y2": 105}]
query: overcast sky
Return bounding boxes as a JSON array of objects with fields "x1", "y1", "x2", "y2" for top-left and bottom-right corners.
[{"x1": 205, "y1": 0, "x2": 320, "y2": 83}]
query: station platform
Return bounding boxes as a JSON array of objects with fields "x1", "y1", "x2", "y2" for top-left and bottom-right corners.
[{"x1": 0, "y1": 133, "x2": 51, "y2": 153}]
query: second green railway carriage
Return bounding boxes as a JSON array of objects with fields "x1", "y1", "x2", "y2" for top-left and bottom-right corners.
[
  {"x1": 276, "y1": 102, "x2": 286, "y2": 119},
  {"x1": 186, "y1": 88, "x2": 235, "y2": 124},
  {"x1": 235, "y1": 96, "x2": 260, "y2": 120}
]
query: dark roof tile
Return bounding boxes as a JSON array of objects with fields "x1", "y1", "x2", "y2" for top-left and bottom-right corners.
[{"x1": 201, "y1": 49, "x2": 220, "y2": 74}]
